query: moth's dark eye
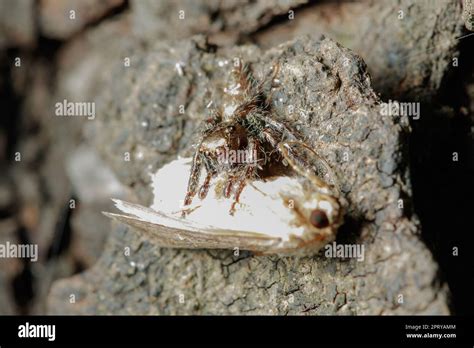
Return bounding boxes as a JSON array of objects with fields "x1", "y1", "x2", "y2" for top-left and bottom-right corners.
[{"x1": 310, "y1": 209, "x2": 329, "y2": 228}]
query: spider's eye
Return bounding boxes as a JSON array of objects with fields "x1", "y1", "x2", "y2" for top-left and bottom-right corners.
[{"x1": 310, "y1": 209, "x2": 329, "y2": 228}]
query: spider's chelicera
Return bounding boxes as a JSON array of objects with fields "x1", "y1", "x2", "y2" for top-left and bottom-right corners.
[{"x1": 182, "y1": 59, "x2": 319, "y2": 215}]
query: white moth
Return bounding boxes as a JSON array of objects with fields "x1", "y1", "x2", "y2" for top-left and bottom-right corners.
[{"x1": 104, "y1": 142, "x2": 343, "y2": 255}]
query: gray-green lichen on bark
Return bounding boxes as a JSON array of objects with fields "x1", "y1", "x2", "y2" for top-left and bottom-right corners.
[{"x1": 47, "y1": 35, "x2": 449, "y2": 315}]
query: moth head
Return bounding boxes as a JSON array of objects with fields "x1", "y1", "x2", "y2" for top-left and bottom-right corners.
[{"x1": 286, "y1": 191, "x2": 342, "y2": 243}]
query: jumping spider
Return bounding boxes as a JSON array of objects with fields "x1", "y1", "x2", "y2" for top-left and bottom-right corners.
[{"x1": 182, "y1": 58, "x2": 335, "y2": 221}]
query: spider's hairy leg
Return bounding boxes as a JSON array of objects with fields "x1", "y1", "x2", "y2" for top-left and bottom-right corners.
[
  {"x1": 257, "y1": 60, "x2": 281, "y2": 107},
  {"x1": 198, "y1": 159, "x2": 217, "y2": 200},
  {"x1": 210, "y1": 109, "x2": 222, "y2": 125},
  {"x1": 223, "y1": 171, "x2": 236, "y2": 198},
  {"x1": 183, "y1": 149, "x2": 204, "y2": 207},
  {"x1": 277, "y1": 141, "x2": 340, "y2": 195},
  {"x1": 261, "y1": 125, "x2": 281, "y2": 148},
  {"x1": 277, "y1": 140, "x2": 343, "y2": 225},
  {"x1": 260, "y1": 114, "x2": 299, "y2": 142},
  {"x1": 201, "y1": 88, "x2": 223, "y2": 130},
  {"x1": 229, "y1": 137, "x2": 260, "y2": 215},
  {"x1": 231, "y1": 58, "x2": 255, "y2": 97}
]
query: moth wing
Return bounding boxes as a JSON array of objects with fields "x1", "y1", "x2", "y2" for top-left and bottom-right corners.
[{"x1": 103, "y1": 199, "x2": 282, "y2": 252}]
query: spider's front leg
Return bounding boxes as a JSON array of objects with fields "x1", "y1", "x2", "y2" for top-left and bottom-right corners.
[
  {"x1": 183, "y1": 109, "x2": 226, "y2": 210},
  {"x1": 228, "y1": 137, "x2": 260, "y2": 215},
  {"x1": 261, "y1": 125, "x2": 281, "y2": 148},
  {"x1": 183, "y1": 149, "x2": 204, "y2": 207},
  {"x1": 259, "y1": 61, "x2": 281, "y2": 107},
  {"x1": 223, "y1": 171, "x2": 237, "y2": 199},
  {"x1": 276, "y1": 141, "x2": 340, "y2": 195},
  {"x1": 262, "y1": 121, "x2": 338, "y2": 193},
  {"x1": 198, "y1": 157, "x2": 217, "y2": 200}
]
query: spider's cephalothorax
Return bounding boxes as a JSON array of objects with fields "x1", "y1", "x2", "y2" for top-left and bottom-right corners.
[{"x1": 183, "y1": 59, "x2": 316, "y2": 215}]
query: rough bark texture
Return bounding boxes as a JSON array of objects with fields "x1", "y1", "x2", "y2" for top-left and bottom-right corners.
[
  {"x1": 46, "y1": 36, "x2": 449, "y2": 315},
  {"x1": 0, "y1": 0, "x2": 35, "y2": 49},
  {"x1": 1, "y1": 0, "x2": 471, "y2": 315},
  {"x1": 39, "y1": 0, "x2": 125, "y2": 39},
  {"x1": 255, "y1": 0, "x2": 465, "y2": 101},
  {"x1": 131, "y1": 0, "x2": 307, "y2": 46}
]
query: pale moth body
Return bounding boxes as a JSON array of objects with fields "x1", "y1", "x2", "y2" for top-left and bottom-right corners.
[{"x1": 104, "y1": 154, "x2": 343, "y2": 255}]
